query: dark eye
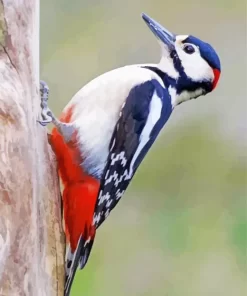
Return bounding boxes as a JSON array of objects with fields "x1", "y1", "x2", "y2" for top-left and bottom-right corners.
[{"x1": 183, "y1": 44, "x2": 195, "y2": 54}]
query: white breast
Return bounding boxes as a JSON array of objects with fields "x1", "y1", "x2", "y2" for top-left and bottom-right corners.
[{"x1": 64, "y1": 65, "x2": 163, "y2": 178}]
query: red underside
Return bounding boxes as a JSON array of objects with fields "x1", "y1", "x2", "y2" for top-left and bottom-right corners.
[
  {"x1": 50, "y1": 106, "x2": 100, "y2": 252},
  {"x1": 212, "y1": 68, "x2": 220, "y2": 90}
]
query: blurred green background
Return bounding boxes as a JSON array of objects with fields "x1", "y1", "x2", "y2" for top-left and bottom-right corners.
[{"x1": 41, "y1": 1, "x2": 247, "y2": 295}]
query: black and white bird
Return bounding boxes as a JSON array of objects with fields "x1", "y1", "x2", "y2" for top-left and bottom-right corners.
[{"x1": 39, "y1": 13, "x2": 221, "y2": 295}]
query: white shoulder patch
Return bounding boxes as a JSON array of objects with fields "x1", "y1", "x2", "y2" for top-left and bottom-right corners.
[{"x1": 128, "y1": 90, "x2": 163, "y2": 178}]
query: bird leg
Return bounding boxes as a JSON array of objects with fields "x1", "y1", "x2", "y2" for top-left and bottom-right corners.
[
  {"x1": 38, "y1": 80, "x2": 75, "y2": 143},
  {"x1": 38, "y1": 80, "x2": 53, "y2": 126}
]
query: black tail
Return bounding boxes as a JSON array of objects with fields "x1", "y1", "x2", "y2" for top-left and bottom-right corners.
[{"x1": 64, "y1": 235, "x2": 95, "y2": 296}]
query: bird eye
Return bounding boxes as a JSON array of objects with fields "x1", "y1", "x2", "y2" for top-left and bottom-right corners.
[{"x1": 183, "y1": 44, "x2": 195, "y2": 54}]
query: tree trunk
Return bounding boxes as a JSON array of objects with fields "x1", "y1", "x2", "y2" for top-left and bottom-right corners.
[{"x1": 0, "y1": 1, "x2": 65, "y2": 295}]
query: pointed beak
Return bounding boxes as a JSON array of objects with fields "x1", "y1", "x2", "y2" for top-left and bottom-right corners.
[{"x1": 142, "y1": 13, "x2": 176, "y2": 50}]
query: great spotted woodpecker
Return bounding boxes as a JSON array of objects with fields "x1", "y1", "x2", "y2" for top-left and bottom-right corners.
[{"x1": 39, "y1": 13, "x2": 221, "y2": 295}]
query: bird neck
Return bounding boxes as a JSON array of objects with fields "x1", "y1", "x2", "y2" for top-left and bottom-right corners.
[
  {"x1": 143, "y1": 65, "x2": 188, "y2": 107},
  {"x1": 144, "y1": 58, "x2": 206, "y2": 108}
]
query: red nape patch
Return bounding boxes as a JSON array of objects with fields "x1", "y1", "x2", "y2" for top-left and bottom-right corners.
[{"x1": 212, "y1": 68, "x2": 221, "y2": 90}]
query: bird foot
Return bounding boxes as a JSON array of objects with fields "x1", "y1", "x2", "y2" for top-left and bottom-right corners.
[{"x1": 38, "y1": 80, "x2": 55, "y2": 126}]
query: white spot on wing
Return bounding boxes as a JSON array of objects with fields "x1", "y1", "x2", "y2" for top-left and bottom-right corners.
[
  {"x1": 105, "y1": 169, "x2": 110, "y2": 179},
  {"x1": 93, "y1": 212, "x2": 101, "y2": 225},
  {"x1": 110, "y1": 152, "x2": 127, "y2": 166},
  {"x1": 110, "y1": 139, "x2": 116, "y2": 151},
  {"x1": 114, "y1": 169, "x2": 128, "y2": 187},
  {"x1": 104, "y1": 209, "x2": 110, "y2": 219},
  {"x1": 116, "y1": 189, "x2": 125, "y2": 200},
  {"x1": 104, "y1": 152, "x2": 128, "y2": 187},
  {"x1": 98, "y1": 191, "x2": 111, "y2": 205},
  {"x1": 106, "y1": 199, "x2": 113, "y2": 208},
  {"x1": 105, "y1": 170, "x2": 118, "y2": 185}
]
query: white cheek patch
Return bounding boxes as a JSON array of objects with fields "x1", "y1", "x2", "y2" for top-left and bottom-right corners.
[{"x1": 175, "y1": 43, "x2": 214, "y2": 83}]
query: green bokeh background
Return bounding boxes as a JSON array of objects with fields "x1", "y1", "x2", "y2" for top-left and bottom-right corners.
[{"x1": 41, "y1": 1, "x2": 247, "y2": 295}]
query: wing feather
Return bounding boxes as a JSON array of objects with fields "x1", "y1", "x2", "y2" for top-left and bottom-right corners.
[{"x1": 93, "y1": 79, "x2": 172, "y2": 228}]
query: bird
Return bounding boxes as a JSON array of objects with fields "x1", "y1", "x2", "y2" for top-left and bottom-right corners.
[{"x1": 38, "y1": 12, "x2": 221, "y2": 296}]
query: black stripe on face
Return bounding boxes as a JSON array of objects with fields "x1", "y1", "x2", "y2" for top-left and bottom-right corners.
[{"x1": 143, "y1": 66, "x2": 213, "y2": 94}]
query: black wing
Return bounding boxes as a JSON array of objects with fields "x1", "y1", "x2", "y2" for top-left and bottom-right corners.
[{"x1": 93, "y1": 79, "x2": 172, "y2": 229}]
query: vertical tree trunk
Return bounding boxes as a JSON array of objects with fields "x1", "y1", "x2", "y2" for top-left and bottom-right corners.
[{"x1": 0, "y1": 1, "x2": 65, "y2": 295}]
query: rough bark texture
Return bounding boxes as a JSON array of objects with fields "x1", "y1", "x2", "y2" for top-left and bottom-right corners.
[{"x1": 0, "y1": 1, "x2": 65, "y2": 295}]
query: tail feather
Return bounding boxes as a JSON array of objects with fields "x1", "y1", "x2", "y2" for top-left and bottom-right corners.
[
  {"x1": 78, "y1": 238, "x2": 94, "y2": 269},
  {"x1": 62, "y1": 180, "x2": 99, "y2": 295},
  {"x1": 65, "y1": 236, "x2": 84, "y2": 296},
  {"x1": 49, "y1": 109, "x2": 100, "y2": 295},
  {"x1": 65, "y1": 235, "x2": 95, "y2": 296}
]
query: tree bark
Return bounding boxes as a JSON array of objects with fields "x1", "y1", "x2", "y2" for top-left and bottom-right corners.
[{"x1": 0, "y1": 1, "x2": 65, "y2": 295}]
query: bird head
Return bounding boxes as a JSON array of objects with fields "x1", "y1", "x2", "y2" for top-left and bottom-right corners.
[{"x1": 142, "y1": 13, "x2": 221, "y2": 106}]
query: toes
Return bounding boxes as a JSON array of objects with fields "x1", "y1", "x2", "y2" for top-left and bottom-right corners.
[
  {"x1": 37, "y1": 116, "x2": 53, "y2": 126},
  {"x1": 40, "y1": 80, "x2": 49, "y2": 92},
  {"x1": 39, "y1": 81, "x2": 52, "y2": 127},
  {"x1": 37, "y1": 120, "x2": 49, "y2": 127},
  {"x1": 40, "y1": 80, "x2": 50, "y2": 103}
]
